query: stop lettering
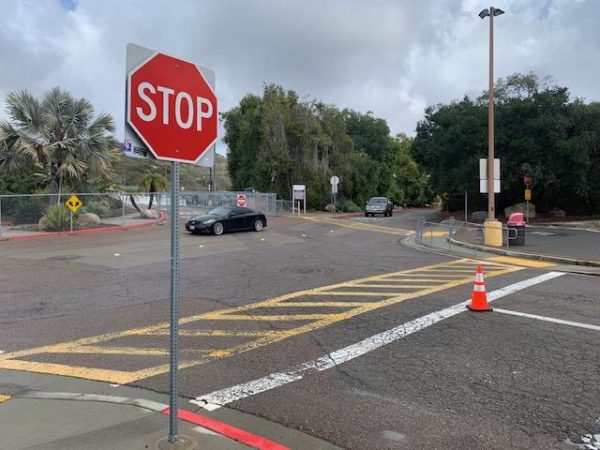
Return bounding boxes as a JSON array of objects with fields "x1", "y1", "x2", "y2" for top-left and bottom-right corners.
[{"x1": 127, "y1": 52, "x2": 217, "y2": 163}]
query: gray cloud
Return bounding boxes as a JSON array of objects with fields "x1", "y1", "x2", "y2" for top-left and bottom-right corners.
[{"x1": 1, "y1": 0, "x2": 598, "y2": 156}]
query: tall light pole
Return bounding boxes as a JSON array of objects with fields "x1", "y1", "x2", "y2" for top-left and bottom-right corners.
[{"x1": 479, "y1": 6, "x2": 504, "y2": 246}]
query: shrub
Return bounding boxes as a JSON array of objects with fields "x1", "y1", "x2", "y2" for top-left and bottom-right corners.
[
  {"x1": 3, "y1": 197, "x2": 46, "y2": 225},
  {"x1": 336, "y1": 200, "x2": 362, "y2": 213},
  {"x1": 43, "y1": 204, "x2": 75, "y2": 231},
  {"x1": 82, "y1": 201, "x2": 108, "y2": 218}
]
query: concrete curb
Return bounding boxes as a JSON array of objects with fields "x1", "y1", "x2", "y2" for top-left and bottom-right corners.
[
  {"x1": 14, "y1": 390, "x2": 289, "y2": 450},
  {"x1": 0, "y1": 211, "x2": 166, "y2": 241},
  {"x1": 448, "y1": 237, "x2": 600, "y2": 268}
]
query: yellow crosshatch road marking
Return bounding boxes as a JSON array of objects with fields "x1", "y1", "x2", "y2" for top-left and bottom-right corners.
[
  {"x1": 302, "y1": 215, "x2": 412, "y2": 236},
  {"x1": 487, "y1": 256, "x2": 556, "y2": 268},
  {"x1": 0, "y1": 394, "x2": 11, "y2": 404},
  {"x1": 0, "y1": 259, "x2": 523, "y2": 384}
]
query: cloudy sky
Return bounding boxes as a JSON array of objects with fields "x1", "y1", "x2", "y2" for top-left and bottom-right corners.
[{"x1": 1, "y1": 0, "x2": 598, "y2": 155}]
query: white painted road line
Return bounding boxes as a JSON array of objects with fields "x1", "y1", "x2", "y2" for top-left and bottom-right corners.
[
  {"x1": 192, "y1": 271, "x2": 565, "y2": 411},
  {"x1": 494, "y1": 308, "x2": 600, "y2": 332}
]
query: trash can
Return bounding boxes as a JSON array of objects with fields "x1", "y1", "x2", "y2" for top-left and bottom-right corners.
[{"x1": 507, "y1": 212, "x2": 526, "y2": 246}]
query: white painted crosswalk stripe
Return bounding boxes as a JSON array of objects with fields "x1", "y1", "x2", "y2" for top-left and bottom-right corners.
[{"x1": 494, "y1": 308, "x2": 600, "y2": 332}]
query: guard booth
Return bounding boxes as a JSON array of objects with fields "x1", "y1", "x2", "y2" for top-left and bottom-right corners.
[{"x1": 507, "y1": 212, "x2": 526, "y2": 246}]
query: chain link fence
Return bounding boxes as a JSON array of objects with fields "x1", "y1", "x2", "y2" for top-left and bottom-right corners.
[{"x1": 0, "y1": 191, "x2": 283, "y2": 237}]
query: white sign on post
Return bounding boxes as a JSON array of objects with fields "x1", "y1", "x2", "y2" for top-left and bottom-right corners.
[
  {"x1": 479, "y1": 158, "x2": 501, "y2": 193},
  {"x1": 330, "y1": 176, "x2": 339, "y2": 194},
  {"x1": 292, "y1": 185, "x2": 306, "y2": 214}
]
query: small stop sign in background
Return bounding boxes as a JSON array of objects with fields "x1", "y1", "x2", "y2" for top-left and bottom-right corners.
[
  {"x1": 125, "y1": 43, "x2": 217, "y2": 164},
  {"x1": 236, "y1": 194, "x2": 247, "y2": 207}
]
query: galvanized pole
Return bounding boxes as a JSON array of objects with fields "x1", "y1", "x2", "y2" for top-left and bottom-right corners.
[
  {"x1": 464, "y1": 188, "x2": 468, "y2": 222},
  {"x1": 0, "y1": 196, "x2": 3, "y2": 239},
  {"x1": 168, "y1": 161, "x2": 180, "y2": 443},
  {"x1": 70, "y1": 211, "x2": 73, "y2": 233}
]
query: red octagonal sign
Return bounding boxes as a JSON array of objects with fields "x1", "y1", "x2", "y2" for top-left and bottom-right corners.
[{"x1": 127, "y1": 52, "x2": 217, "y2": 164}]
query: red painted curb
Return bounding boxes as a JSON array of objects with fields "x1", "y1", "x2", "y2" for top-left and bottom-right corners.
[
  {"x1": 0, "y1": 212, "x2": 166, "y2": 241},
  {"x1": 161, "y1": 407, "x2": 290, "y2": 450}
]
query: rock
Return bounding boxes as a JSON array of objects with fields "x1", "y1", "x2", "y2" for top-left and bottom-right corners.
[
  {"x1": 38, "y1": 217, "x2": 48, "y2": 231},
  {"x1": 504, "y1": 203, "x2": 536, "y2": 219},
  {"x1": 471, "y1": 211, "x2": 487, "y2": 222},
  {"x1": 324, "y1": 204, "x2": 334, "y2": 212},
  {"x1": 78, "y1": 213, "x2": 101, "y2": 227},
  {"x1": 141, "y1": 209, "x2": 160, "y2": 219},
  {"x1": 549, "y1": 207, "x2": 566, "y2": 218}
]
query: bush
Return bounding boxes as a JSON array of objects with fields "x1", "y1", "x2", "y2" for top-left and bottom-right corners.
[
  {"x1": 82, "y1": 201, "x2": 108, "y2": 218},
  {"x1": 2, "y1": 196, "x2": 46, "y2": 225},
  {"x1": 43, "y1": 204, "x2": 75, "y2": 231},
  {"x1": 336, "y1": 200, "x2": 362, "y2": 213}
]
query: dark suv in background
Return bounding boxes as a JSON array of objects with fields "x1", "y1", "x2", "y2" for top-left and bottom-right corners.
[{"x1": 365, "y1": 197, "x2": 393, "y2": 217}]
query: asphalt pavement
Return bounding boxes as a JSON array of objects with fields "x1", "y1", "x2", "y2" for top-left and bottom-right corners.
[
  {"x1": 518, "y1": 225, "x2": 600, "y2": 263},
  {"x1": 1, "y1": 208, "x2": 599, "y2": 449}
]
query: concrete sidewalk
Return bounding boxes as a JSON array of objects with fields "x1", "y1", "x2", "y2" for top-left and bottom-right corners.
[
  {"x1": 0, "y1": 212, "x2": 165, "y2": 241},
  {"x1": 409, "y1": 220, "x2": 600, "y2": 274},
  {"x1": 0, "y1": 370, "x2": 339, "y2": 450}
]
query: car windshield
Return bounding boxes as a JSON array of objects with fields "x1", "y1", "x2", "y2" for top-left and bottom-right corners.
[
  {"x1": 207, "y1": 207, "x2": 233, "y2": 216},
  {"x1": 368, "y1": 198, "x2": 387, "y2": 204}
]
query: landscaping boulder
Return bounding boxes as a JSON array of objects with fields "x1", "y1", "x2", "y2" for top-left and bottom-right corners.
[
  {"x1": 78, "y1": 213, "x2": 101, "y2": 227},
  {"x1": 141, "y1": 209, "x2": 160, "y2": 219},
  {"x1": 549, "y1": 207, "x2": 566, "y2": 218},
  {"x1": 38, "y1": 217, "x2": 49, "y2": 231},
  {"x1": 471, "y1": 211, "x2": 487, "y2": 222},
  {"x1": 504, "y1": 203, "x2": 536, "y2": 219}
]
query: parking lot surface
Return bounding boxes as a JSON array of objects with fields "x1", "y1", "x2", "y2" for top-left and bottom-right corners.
[{"x1": 0, "y1": 209, "x2": 598, "y2": 449}]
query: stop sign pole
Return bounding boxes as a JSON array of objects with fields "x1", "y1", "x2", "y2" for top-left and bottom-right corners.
[{"x1": 125, "y1": 43, "x2": 217, "y2": 443}]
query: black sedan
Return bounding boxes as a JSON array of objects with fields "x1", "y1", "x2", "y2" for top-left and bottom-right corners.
[{"x1": 185, "y1": 206, "x2": 267, "y2": 235}]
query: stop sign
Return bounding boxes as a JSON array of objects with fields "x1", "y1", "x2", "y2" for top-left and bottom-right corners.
[
  {"x1": 236, "y1": 194, "x2": 247, "y2": 207},
  {"x1": 127, "y1": 52, "x2": 217, "y2": 164}
]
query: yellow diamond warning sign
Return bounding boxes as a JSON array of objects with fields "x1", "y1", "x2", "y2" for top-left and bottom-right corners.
[{"x1": 65, "y1": 195, "x2": 83, "y2": 213}]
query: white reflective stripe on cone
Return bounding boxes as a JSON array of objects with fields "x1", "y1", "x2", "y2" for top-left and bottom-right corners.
[
  {"x1": 475, "y1": 274, "x2": 484, "y2": 282},
  {"x1": 473, "y1": 284, "x2": 486, "y2": 292}
]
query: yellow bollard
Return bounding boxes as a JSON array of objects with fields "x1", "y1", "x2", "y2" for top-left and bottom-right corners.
[{"x1": 484, "y1": 219, "x2": 503, "y2": 247}]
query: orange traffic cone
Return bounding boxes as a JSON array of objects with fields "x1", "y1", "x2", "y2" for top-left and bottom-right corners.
[{"x1": 467, "y1": 266, "x2": 493, "y2": 312}]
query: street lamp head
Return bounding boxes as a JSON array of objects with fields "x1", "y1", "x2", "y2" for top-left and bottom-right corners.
[{"x1": 479, "y1": 7, "x2": 505, "y2": 18}]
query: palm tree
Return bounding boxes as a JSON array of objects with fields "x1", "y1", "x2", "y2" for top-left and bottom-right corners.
[
  {"x1": 139, "y1": 172, "x2": 168, "y2": 209},
  {"x1": 0, "y1": 88, "x2": 121, "y2": 200}
]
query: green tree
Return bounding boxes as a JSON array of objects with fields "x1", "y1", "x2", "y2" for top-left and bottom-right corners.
[
  {"x1": 0, "y1": 88, "x2": 121, "y2": 198},
  {"x1": 224, "y1": 84, "x2": 429, "y2": 209},
  {"x1": 413, "y1": 73, "x2": 600, "y2": 215},
  {"x1": 139, "y1": 172, "x2": 168, "y2": 209}
]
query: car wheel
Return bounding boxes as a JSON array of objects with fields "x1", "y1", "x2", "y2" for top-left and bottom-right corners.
[
  {"x1": 365, "y1": 212, "x2": 369, "y2": 217},
  {"x1": 212, "y1": 222, "x2": 224, "y2": 235},
  {"x1": 254, "y1": 218, "x2": 264, "y2": 232},
  {"x1": 389, "y1": 211, "x2": 393, "y2": 216}
]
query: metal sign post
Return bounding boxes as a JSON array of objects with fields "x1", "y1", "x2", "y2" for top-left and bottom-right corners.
[
  {"x1": 330, "y1": 176, "x2": 339, "y2": 215},
  {"x1": 124, "y1": 45, "x2": 217, "y2": 444},
  {"x1": 524, "y1": 175, "x2": 532, "y2": 224},
  {"x1": 169, "y1": 161, "x2": 180, "y2": 442}
]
